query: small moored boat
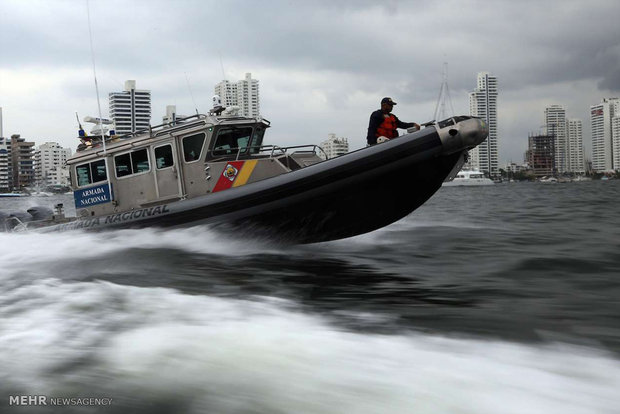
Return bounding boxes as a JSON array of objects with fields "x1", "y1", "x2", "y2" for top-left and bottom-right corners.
[
  {"x1": 443, "y1": 169, "x2": 494, "y2": 186},
  {"x1": 1, "y1": 108, "x2": 488, "y2": 243}
]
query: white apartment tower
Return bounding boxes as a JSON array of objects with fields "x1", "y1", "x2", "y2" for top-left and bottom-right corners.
[
  {"x1": 544, "y1": 104, "x2": 567, "y2": 173},
  {"x1": 109, "y1": 80, "x2": 151, "y2": 136},
  {"x1": 0, "y1": 108, "x2": 7, "y2": 192},
  {"x1": 566, "y1": 118, "x2": 585, "y2": 173},
  {"x1": 214, "y1": 80, "x2": 237, "y2": 108},
  {"x1": 319, "y1": 134, "x2": 349, "y2": 160},
  {"x1": 34, "y1": 142, "x2": 72, "y2": 186},
  {"x1": 590, "y1": 98, "x2": 619, "y2": 172},
  {"x1": 612, "y1": 103, "x2": 620, "y2": 171},
  {"x1": 214, "y1": 73, "x2": 260, "y2": 117},
  {"x1": 469, "y1": 72, "x2": 498, "y2": 177},
  {"x1": 0, "y1": 137, "x2": 9, "y2": 192}
]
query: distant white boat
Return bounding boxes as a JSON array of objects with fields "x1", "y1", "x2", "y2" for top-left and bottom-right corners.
[
  {"x1": 443, "y1": 170, "x2": 494, "y2": 186},
  {"x1": 539, "y1": 176, "x2": 558, "y2": 183}
]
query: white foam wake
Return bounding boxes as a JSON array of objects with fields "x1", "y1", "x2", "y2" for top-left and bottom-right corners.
[{"x1": 1, "y1": 280, "x2": 618, "y2": 413}]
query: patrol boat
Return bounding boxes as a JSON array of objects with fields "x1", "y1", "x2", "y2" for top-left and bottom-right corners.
[{"x1": 2, "y1": 106, "x2": 487, "y2": 243}]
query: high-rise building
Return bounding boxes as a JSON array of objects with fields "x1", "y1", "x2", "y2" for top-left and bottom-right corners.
[
  {"x1": 0, "y1": 108, "x2": 7, "y2": 192},
  {"x1": 109, "y1": 80, "x2": 151, "y2": 136},
  {"x1": 0, "y1": 137, "x2": 9, "y2": 192},
  {"x1": 469, "y1": 72, "x2": 498, "y2": 177},
  {"x1": 526, "y1": 133, "x2": 555, "y2": 177},
  {"x1": 544, "y1": 104, "x2": 567, "y2": 173},
  {"x1": 319, "y1": 133, "x2": 349, "y2": 160},
  {"x1": 613, "y1": 109, "x2": 620, "y2": 171},
  {"x1": 590, "y1": 98, "x2": 619, "y2": 172},
  {"x1": 214, "y1": 73, "x2": 260, "y2": 117},
  {"x1": 214, "y1": 80, "x2": 237, "y2": 108},
  {"x1": 566, "y1": 118, "x2": 585, "y2": 173},
  {"x1": 34, "y1": 142, "x2": 72, "y2": 186},
  {"x1": 10, "y1": 134, "x2": 35, "y2": 190}
]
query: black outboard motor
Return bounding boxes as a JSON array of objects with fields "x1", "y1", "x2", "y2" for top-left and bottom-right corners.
[
  {"x1": 3, "y1": 211, "x2": 32, "y2": 231},
  {"x1": 27, "y1": 206, "x2": 54, "y2": 221},
  {"x1": 0, "y1": 211, "x2": 9, "y2": 232}
]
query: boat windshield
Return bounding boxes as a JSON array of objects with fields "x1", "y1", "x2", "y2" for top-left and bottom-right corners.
[{"x1": 212, "y1": 126, "x2": 265, "y2": 157}]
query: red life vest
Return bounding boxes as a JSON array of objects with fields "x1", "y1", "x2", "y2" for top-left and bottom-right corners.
[{"x1": 376, "y1": 114, "x2": 397, "y2": 139}]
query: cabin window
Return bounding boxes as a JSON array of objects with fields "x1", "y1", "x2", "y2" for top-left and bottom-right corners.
[
  {"x1": 114, "y1": 148, "x2": 150, "y2": 178},
  {"x1": 115, "y1": 154, "x2": 132, "y2": 177},
  {"x1": 212, "y1": 127, "x2": 253, "y2": 157},
  {"x1": 183, "y1": 133, "x2": 205, "y2": 162},
  {"x1": 251, "y1": 127, "x2": 266, "y2": 154},
  {"x1": 76, "y1": 159, "x2": 108, "y2": 187},
  {"x1": 155, "y1": 145, "x2": 174, "y2": 169}
]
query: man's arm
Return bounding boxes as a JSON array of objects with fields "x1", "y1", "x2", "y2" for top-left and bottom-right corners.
[{"x1": 394, "y1": 115, "x2": 419, "y2": 131}]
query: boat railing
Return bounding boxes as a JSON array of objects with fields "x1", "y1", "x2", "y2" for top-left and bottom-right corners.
[
  {"x1": 78, "y1": 114, "x2": 210, "y2": 152},
  {"x1": 208, "y1": 144, "x2": 326, "y2": 163},
  {"x1": 79, "y1": 113, "x2": 272, "y2": 152}
]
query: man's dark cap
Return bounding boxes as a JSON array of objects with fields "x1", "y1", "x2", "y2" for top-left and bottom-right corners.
[{"x1": 381, "y1": 97, "x2": 397, "y2": 105}]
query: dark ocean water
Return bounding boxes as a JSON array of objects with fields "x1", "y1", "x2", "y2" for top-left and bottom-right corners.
[{"x1": 1, "y1": 181, "x2": 619, "y2": 413}]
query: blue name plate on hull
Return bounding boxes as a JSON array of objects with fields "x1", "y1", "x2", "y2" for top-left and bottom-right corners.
[{"x1": 74, "y1": 183, "x2": 113, "y2": 208}]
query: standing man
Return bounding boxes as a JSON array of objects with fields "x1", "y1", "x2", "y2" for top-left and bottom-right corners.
[{"x1": 367, "y1": 97, "x2": 420, "y2": 146}]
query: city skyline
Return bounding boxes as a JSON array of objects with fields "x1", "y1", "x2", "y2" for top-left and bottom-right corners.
[{"x1": 0, "y1": 1, "x2": 619, "y2": 165}]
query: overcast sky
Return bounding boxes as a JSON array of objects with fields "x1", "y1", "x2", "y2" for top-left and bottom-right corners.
[{"x1": 1, "y1": 0, "x2": 619, "y2": 164}]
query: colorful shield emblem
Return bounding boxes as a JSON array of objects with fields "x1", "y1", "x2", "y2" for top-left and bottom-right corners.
[{"x1": 223, "y1": 164, "x2": 239, "y2": 181}]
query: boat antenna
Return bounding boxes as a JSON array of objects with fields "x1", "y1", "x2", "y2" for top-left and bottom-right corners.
[
  {"x1": 432, "y1": 61, "x2": 455, "y2": 121},
  {"x1": 86, "y1": 0, "x2": 107, "y2": 153},
  {"x1": 75, "y1": 112, "x2": 86, "y2": 136},
  {"x1": 85, "y1": 0, "x2": 113, "y2": 201},
  {"x1": 219, "y1": 51, "x2": 226, "y2": 80},
  {"x1": 185, "y1": 72, "x2": 199, "y2": 115}
]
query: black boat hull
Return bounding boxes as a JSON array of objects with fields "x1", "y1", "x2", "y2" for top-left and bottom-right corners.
[{"x1": 38, "y1": 127, "x2": 463, "y2": 243}]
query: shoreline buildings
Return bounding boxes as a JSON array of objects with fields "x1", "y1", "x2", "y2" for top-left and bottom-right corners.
[
  {"x1": 590, "y1": 98, "x2": 620, "y2": 172},
  {"x1": 319, "y1": 134, "x2": 349, "y2": 160},
  {"x1": 526, "y1": 133, "x2": 555, "y2": 177},
  {"x1": 543, "y1": 105, "x2": 585, "y2": 174},
  {"x1": 544, "y1": 105, "x2": 567, "y2": 173},
  {"x1": 214, "y1": 73, "x2": 260, "y2": 117},
  {"x1": 9, "y1": 134, "x2": 35, "y2": 190},
  {"x1": 34, "y1": 142, "x2": 72, "y2": 186},
  {"x1": 109, "y1": 80, "x2": 152, "y2": 136},
  {"x1": 567, "y1": 118, "x2": 585, "y2": 173},
  {"x1": 469, "y1": 72, "x2": 499, "y2": 177}
]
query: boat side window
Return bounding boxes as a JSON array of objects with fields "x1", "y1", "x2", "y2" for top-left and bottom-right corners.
[
  {"x1": 132, "y1": 149, "x2": 150, "y2": 174},
  {"x1": 251, "y1": 127, "x2": 265, "y2": 154},
  {"x1": 115, "y1": 154, "x2": 132, "y2": 177},
  {"x1": 212, "y1": 127, "x2": 253, "y2": 157},
  {"x1": 114, "y1": 148, "x2": 150, "y2": 178},
  {"x1": 183, "y1": 133, "x2": 206, "y2": 162},
  {"x1": 155, "y1": 144, "x2": 174, "y2": 169},
  {"x1": 76, "y1": 159, "x2": 107, "y2": 187},
  {"x1": 76, "y1": 163, "x2": 92, "y2": 186},
  {"x1": 91, "y1": 160, "x2": 107, "y2": 183}
]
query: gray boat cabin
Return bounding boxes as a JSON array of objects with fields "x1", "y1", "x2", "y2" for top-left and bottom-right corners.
[{"x1": 69, "y1": 112, "x2": 325, "y2": 218}]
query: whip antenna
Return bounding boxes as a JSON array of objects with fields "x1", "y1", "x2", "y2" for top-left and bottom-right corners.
[
  {"x1": 185, "y1": 72, "x2": 199, "y2": 115},
  {"x1": 86, "y1": 0, "x2": 107, "y2": 153}
]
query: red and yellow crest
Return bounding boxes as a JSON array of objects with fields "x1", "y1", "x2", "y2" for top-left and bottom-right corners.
[{"x1": 223, "y1": 163, "x2": 239, "y2": 181}]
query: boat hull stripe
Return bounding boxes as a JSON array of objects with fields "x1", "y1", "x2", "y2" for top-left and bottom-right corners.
[
  {"x1": 212, "y1": 161, "x2": 245, "y2": 193},
  {"x1": 232, "y1": 159, "x2": 257, "y2": 188}
]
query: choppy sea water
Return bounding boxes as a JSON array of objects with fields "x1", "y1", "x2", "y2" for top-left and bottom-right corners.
[{"x1": 1, "y1": 181, "x2": 619, "y2": 413}]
